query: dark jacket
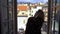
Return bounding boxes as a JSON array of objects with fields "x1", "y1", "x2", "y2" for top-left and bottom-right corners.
[{"x1": 25, "y1": 17, "x2": 44, "y2": 34}]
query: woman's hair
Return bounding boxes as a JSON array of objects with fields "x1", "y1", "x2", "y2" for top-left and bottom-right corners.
[{"x1": 34, "y1": 9, "x2": 44, "y2": 21}]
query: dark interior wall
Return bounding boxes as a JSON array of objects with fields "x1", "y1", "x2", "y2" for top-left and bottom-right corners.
[
  {"x1": 0, "y1": 0, "x2": 9, "y2": 34},
  {"x1": 0, "y1": 0, "x2": 17, "y2": 34}
]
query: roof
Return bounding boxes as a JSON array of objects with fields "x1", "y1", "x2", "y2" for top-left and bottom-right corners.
[{"x1": 17, "y1": 6, "x2": 28, "y2": 11}]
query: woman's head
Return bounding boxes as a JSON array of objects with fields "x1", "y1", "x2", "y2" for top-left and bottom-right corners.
[{"x1": 34, "y1": 9, "x2": 44, "y2": 19}]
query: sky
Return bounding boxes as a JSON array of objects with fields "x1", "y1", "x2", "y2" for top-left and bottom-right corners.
[{"x1": 17, "y1": 0, "x2": 48, "y2": 3}]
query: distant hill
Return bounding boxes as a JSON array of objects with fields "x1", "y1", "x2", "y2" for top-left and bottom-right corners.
[{"x1": 17, "y1": 0, "x2": 48, "y2": 4}]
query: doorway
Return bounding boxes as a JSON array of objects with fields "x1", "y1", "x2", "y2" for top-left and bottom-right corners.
[{"x1": 17, "y1": 0, "x2": 48, "y2": 34}]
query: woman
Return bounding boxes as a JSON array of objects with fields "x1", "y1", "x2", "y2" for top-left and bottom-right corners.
[{"x1": 25, "y1": 9, "x2": 44, "y2": 34}]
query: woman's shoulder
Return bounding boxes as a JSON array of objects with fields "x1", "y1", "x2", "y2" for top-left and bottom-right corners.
[
  {"x1": 28, "y1": 17, "x2": 35, "y2": 21},
  {"x1": 28, "y1": 17, "x2": 34, "y2": 19}
]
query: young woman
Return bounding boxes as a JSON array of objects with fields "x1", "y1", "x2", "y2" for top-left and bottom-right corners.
[{"x1": 25, "y1": 9, "x2": 44, "y2": 34}]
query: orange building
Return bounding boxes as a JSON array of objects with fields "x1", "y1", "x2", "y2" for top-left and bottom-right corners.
[{"x1": 17, "y1": 5, "x2": 28, "y2": 11}]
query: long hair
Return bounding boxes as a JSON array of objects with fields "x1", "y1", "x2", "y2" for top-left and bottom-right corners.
[{"x1": 34, "y1": 9, "x2": 44, "y2": 21}]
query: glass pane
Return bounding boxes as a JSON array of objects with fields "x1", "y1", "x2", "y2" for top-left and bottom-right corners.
[
  {"x1": 56, "y1": 0, "x2": 60, "y2": 7},
  {"x1": 8, "y1": 0, "x2": 13, "y2": 34},
  {"x1": 52, "y1": 0, "x2": 59, "y2": 34}
]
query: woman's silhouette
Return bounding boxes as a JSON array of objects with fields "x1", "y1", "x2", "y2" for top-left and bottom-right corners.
[{"x1": 25, "y1": 9, "x2": 44, "y2": 34}]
